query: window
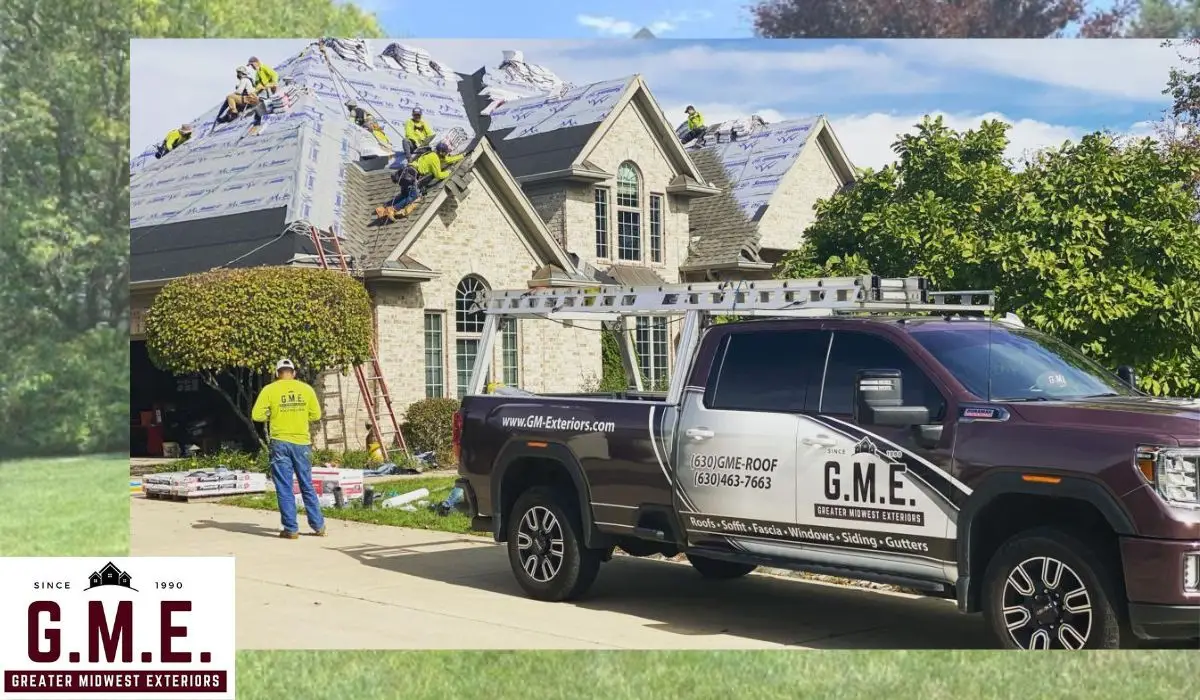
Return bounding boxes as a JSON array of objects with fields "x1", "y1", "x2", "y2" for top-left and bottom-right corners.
[
  {"x1": 501, "y1": 318, "x2": 519, "y2": 387},
  {"x1": 594, "y1": 188, "x2": 610, "y2": 258},
  {"x1": 707, "y1": 329, "x2": 830, "y2": 412},
  {"x1": 911, "y1": 326, "x2": 1132, "y2": 401},
  {"x1": 454, "y1": 276, "x2": 489, "y2": 397},
  {"x1": 635, "y1": 316, "x2": 669, "y2": 389},
  {"x1": 455, "y1": 275, "x2": 487, "y2": 334},
  {"x1": 820, "y1": 331, "x2": 945, "y2": 419},
  {"x1": 648, "y1": 194, "x2": 663, "y2": 263},
  {"x1": 423, "y1": 312, "x2": 444, "y2": 398},
  {"x1": 615, "y1": 162, "x2": 641, "y2": 261}
]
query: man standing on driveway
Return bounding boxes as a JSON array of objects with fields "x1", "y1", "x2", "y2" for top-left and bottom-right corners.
[{"x1": 251, "y1": 359, "x2": 326, "y2": 539}]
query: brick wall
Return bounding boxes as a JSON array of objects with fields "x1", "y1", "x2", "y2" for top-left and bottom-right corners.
[
  {"x1": 755, "y1": 135, "x2": 845, "y2": 253},
  {"x1": 317, "y1": 168, "x2": 601, "y2": 452}
]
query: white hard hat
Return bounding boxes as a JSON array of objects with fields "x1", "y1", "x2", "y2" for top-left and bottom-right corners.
[{"x1": 275, "y1": 358, "x2": 295, "y2": 372}]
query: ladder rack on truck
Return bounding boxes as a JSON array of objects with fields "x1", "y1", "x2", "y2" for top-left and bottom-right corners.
[{"x1": 464, "y1": 274, "x2": 996, "y2": 397}]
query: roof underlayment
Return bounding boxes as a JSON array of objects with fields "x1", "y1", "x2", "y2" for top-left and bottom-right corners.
[
  {"x1": 130, "y1": 40, "x2": 628, "y2": 241},
  {"x1": 684, "y1": 116, "x2": 821, "y2": 220}
]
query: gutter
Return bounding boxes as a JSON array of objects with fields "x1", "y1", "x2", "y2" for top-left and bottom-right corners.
[{"x1": 516, "y1": 166, "x2": 613, "y2": 185}]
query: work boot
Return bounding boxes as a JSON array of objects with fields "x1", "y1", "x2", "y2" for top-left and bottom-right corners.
[
  {"x1": 313, "y1": 527, "x2": 327, "y2": 537},
  {"x1": 400, "y1": 202, "x2": 418, "y2": 217},
  {"x1": 279, "y1": 530, "x2": 299, "y2": 540},
  {"x1": 374, "y1": 206, "x2": 388, "y2": 219}
]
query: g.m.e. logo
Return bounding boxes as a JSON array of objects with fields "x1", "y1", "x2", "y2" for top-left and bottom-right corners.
[{"x1": 0, "y1": 557, "x2": 235, "y2": 700}]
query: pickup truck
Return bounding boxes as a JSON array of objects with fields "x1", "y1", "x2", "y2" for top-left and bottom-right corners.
[{"x1": 453, "y1": 276, "x2": 1199, "y2": 650}]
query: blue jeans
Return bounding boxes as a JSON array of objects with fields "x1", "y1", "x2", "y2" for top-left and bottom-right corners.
[{"x1": 269, "y1": 440, "x2": 325, "y2": 533}]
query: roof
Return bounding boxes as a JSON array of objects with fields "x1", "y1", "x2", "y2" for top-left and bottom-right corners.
[
  {"x1": 684, "y1": 149, "x2": 767, "y2": 270},
  {"x1": 596, "y1": 265, "x2": 669, "y2": 287},
  {"x1": 682, "y1": 116, "x2": 858, "y2": 270}
]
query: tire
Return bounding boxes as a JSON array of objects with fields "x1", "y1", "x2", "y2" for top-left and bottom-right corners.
[
  {"x1": 506, "y1": 486, "x2": 602, "y2": 602},
  {"x1": 686, "y1": 553, "x2": 757, "y2": 580},
  {"x1": 981, "y1": 527, "x2": 1131, "y2": 649}
]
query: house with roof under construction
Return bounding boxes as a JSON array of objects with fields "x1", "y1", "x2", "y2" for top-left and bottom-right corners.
[{"x1": 128, "y1": 39, "x2": 856, "y2": 454}]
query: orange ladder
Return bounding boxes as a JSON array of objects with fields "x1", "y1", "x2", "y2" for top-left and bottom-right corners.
[{"x1": 306, "y1": 224, "x2": 409, "y2": 462}]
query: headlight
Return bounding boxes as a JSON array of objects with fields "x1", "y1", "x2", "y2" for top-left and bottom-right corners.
[{"x1": 1136, "y1": 447, "x2": 1200, "y2": 508}]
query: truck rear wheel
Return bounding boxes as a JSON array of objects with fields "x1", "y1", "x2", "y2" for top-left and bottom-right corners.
[
  {"x1": 981, "y1": 527, "x2": 1129, "y2": 649},
  {"x1": 506, "y1": 486, "x2": 602, "y2": 602},
  {"x1": 686, "y1": 554, "x2": 757, "y2": 580}
]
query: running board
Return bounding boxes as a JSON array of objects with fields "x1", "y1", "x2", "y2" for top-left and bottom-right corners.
[{"x1": 686, "y1": 547, "x2": 952, "y2": 596}]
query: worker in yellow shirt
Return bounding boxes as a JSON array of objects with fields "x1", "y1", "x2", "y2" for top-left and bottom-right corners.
[
  {"x1": 154, "y1": 123, "x2": 193, "y2": 158},
  {"x1": 681, "y1": 105, "x2": 707, "y2": 145},
  {"x1": 413, "y1": 141, "x2": 463, "y2": 181},
  {"x1": 251, "y1": 359, "x2": 325, "y2": 539},
  {"x1": 247, "y1": 55, "x2": 279, "y2": 94},
  {"x1": 403, "y1": 107, "x2": 435, "y2": 157}
]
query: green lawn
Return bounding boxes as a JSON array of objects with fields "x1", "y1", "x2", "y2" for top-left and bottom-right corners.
[
  {"x1": 0, "y1": 455, "x2": 129, "y2": 556},
  {"x1": 236, "y1": 649, "x2": 1199, "y2": 699},
  {"x1": 219, "y1": 476, "x2": 481, "y2": 534}
]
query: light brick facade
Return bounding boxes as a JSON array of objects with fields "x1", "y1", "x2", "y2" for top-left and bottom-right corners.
[
  {"x1": 756, "y1": 128, "x2": 854, "y2": 256},
  {"x1": 524, "y1": 100, "x2": 692, "y2": 284},
  {"x1": 316, "y1": 164, "x2": 600, "y2": 450}
]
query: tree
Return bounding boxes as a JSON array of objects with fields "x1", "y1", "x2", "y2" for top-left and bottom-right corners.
[
  {"x1": 144, "y1": 267, "x2": 374, "y2": 445},
  {"x1": 779, "y1": 117, "x2": 1200, "y2": 396},
  {"x1": 132, "y1": 0, "x2": 384, "y2": 37},
  {"x1": 751, "y1": 0, "x2": 1135, "y2": 38},
  {"x1": 1132, "y1": 0, "x2": 1200, "y2": 36},
  {"x1": 0, "y1": 0, "x2": 131, "y2": 456},
  {"x1": 1163, "y1": 38, "x2": 1200, "y2": 152}
]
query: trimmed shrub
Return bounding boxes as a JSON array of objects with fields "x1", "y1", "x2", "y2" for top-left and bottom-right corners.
[{"x1": 404, "y1": 398, "x2": 460, "y2": 467}]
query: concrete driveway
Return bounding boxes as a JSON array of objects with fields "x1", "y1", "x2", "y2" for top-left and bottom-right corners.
[{"x1": 130, "y1": 496, "x2": 998, "y2": 649}]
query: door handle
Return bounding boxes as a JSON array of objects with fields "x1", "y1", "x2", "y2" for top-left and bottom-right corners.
[
  {"x1": 801, "y1": 434, "x2": 838, "y2": 448},
  {"x1": 685, "y1": 427, "x2": 714, "y2": 440}
]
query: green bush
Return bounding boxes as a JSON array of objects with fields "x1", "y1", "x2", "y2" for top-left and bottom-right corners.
[{"x1": 404, "y1": 398, "x2": 460, "y2": 467}]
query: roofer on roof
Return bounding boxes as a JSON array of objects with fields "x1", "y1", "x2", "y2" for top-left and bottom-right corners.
[
  {"x1": 247, "y1": 56, "x2": 279, "y2": 94},
  {"x1": 217, "y1": 65, "x2": 260, "y2": 124},
  {"x1": 154, "y1": 123, "x2": 193, "y2": 159},
  {"x1": 345, "y1": 99, "x2": 393, "y2": 151},
  {"x1": 403, "y1": 107, "x2": 435, "y2": 158},
  {"x1": 375, "y1": 142, "x2": 463, "y2": 222},
  {"x1": 681, "y1": 105, "x2": 707, "y2": 145}
]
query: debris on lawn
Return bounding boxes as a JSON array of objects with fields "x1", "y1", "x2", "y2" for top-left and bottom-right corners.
[
  {"x1": 296, "y1": 466, "x2": 363, "y2": 508},
  {"x1": 435, "y1": 486, "x2": 464, "y2": 516},
  {"x1": 363, "y1": 462, "x2": 420, "y2": 477},
  {"x1": 144, "y1": 468, "x2": 268, "y2": 499},
  {"x1": 381, "y1": 487, "x2": 429, "y2": 509}
]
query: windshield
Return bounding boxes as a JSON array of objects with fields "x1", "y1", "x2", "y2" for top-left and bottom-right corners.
[{"x1": 911, "y1": 325, "x2": 1134, "y2": 402}]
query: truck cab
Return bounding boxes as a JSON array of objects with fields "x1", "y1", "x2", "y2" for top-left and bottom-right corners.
[{"x1": 454, "y1": 276, "x2": 1200, "y2": 649}]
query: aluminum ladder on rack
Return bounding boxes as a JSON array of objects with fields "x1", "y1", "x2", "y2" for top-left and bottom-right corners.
[
  {"x1": 306, "y1": 225, "x2": 409, "y2": 461},
  {"x1": 463, "y1": 274, "x2": 995, "y2": 399}
]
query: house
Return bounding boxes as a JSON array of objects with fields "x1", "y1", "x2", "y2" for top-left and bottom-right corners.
[
  {"x1": 87, "y1": 562, "x2": 131, "y2": 590},
  {"x1": 129, "y1": 39, "x2": 853, "y2": 452}
]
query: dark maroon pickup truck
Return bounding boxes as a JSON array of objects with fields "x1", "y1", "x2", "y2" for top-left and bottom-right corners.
[{"x1": 453, "y1": 282, "x2": 1200, "y2": 650}]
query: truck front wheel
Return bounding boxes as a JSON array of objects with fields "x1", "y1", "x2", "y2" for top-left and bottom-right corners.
[
  {"x1": 981, "y1": 527, "x2": 1129, "y2": 649},
  {"x1": 686, "y1": 554, "x2": 757, "y2": 579},
  {"x1": 507, "y1": 487, "x2": 602, "y2": 602}
]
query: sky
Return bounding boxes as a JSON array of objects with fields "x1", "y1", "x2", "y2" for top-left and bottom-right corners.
[{"x1": 130, "y1": 38, "x2": 1183, "y2": 171}]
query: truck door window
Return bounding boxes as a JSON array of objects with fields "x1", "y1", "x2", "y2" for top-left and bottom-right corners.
[
  {"x1": 820, "y1": 331, "x2": 945, "y2": 420},
  {"x1": 706, "y1": 329, "x2": 830, "y2": 412}
]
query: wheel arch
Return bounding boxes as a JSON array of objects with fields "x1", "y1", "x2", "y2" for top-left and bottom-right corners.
[
  {"x1": 492, "y1": 440, "x2": 605, "y2": 548},
  {"x1": 956, "y1": 472, "x2": 1136, "y2": 613}
]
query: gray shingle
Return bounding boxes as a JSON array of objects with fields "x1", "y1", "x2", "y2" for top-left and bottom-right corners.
[{"x1": 685, "y1": 148, "x2": 764, "y2": 269}]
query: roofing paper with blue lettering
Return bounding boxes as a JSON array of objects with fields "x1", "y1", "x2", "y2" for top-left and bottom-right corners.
[
  {"x1": 701, "y1": 117, "x2": 820, "y2": 217},
  {"x1": 130, "y1": 42, "x2": 475, "y2": 234},
  {"x1": 487, "y1": 77, "x2": 632, "y2": 139}
]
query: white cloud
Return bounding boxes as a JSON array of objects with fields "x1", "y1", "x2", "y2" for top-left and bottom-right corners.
[
  {"x1": 889, "y1": 40, "x2": 1183, "y2": 102},
  {"x1": 829, "y1": 112, "x2": 1085, "y2": 170},
  {"x1": 577, "y1": 15, "x2": 640, "y2": 37}
]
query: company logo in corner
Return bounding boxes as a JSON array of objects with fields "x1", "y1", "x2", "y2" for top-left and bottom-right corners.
[{"x1": 0, "y1": 557, "x2": 235, "y2": 699}]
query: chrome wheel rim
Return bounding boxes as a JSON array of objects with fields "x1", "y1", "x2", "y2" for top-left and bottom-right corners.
[
  {"x1": 516, "y1": 506, "x2": 565, "y2": 583},
  {"x1": 1002, "y1": 556, "x2": 1093, "y2": 650}
]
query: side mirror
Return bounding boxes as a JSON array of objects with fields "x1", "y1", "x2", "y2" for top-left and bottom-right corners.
[
  {"x1": 1116, "y1": 365, "x2": 1137, "y2": 389},
  {"x1": 853, "y1": 369, "x2": 931, "y2": 427}
]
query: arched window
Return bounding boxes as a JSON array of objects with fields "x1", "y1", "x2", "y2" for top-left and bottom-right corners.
[
  {"x1": 455, "y1": 275, "x2": 488, "y2": 333},
  {"x1": 454, "y1": 275, "x2": 490, "y2": 397},
  {"x1": 615, "y1": 162, "x2": 642, "y2": 261}
]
